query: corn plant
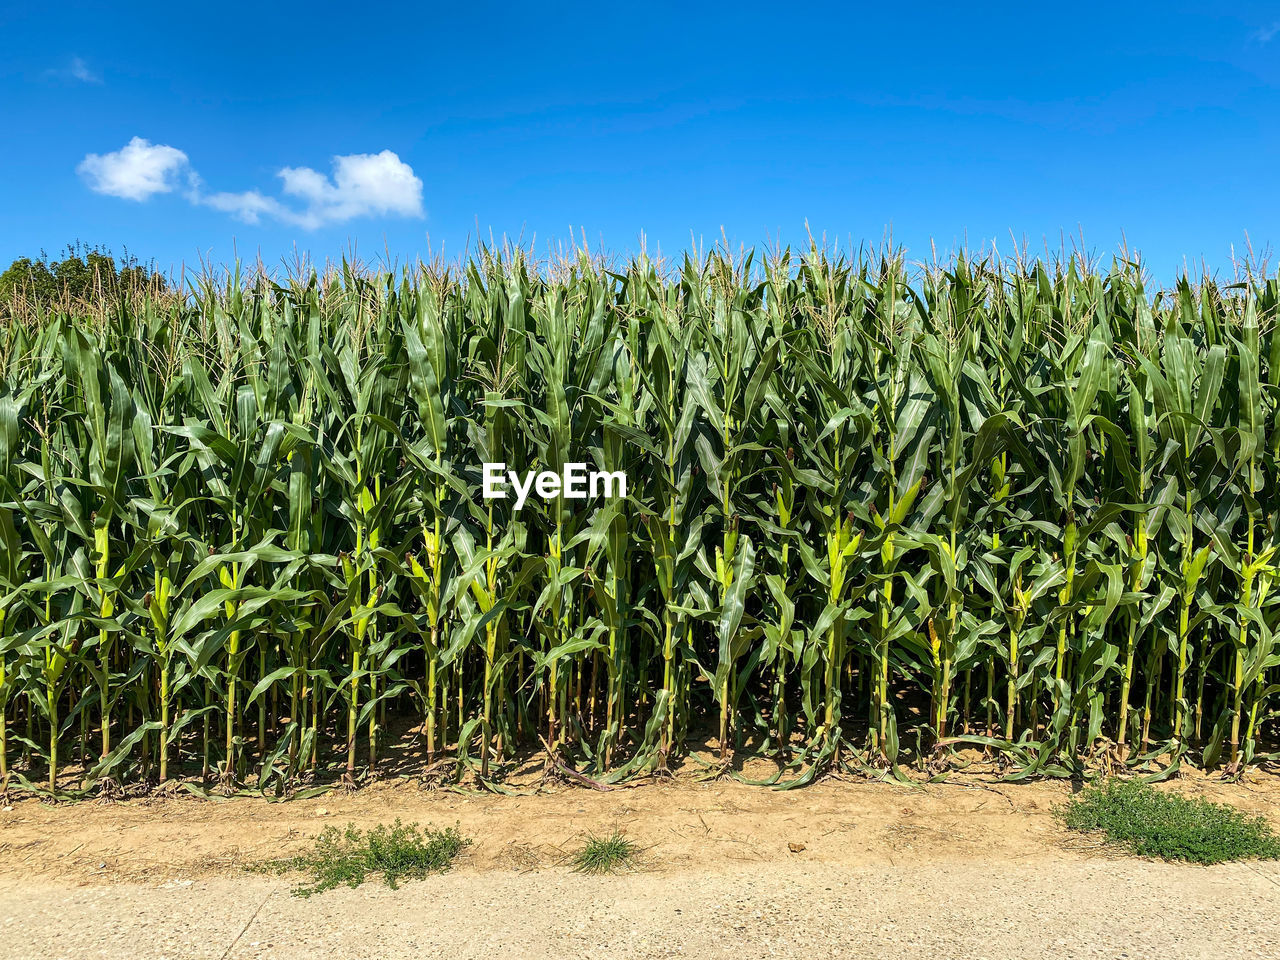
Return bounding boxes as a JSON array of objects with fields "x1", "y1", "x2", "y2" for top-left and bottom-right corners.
[{"x1": 1, "y1": 247, "x2": 1278, "y2": 795}]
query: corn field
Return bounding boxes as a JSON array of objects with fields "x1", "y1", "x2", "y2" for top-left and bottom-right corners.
[{"x1": 2, "y1": 247, "x2": 1279, "y2": 795}]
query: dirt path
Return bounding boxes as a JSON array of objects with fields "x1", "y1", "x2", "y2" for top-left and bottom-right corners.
[{"x1": 3, "y1": 774, "x2": 1280, "y2": 958}]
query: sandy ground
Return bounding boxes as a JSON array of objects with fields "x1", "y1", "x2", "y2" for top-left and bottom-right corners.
[{"x1": 3, "y1": 773, "x2": 1280, "y2": 959}]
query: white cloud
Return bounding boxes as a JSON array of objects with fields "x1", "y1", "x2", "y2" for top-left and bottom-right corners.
[
  {"x1": 69, "y1": 57, "x2": 101, "y2": 83},
  {"x1": 281, "y1": 151, "x2": 424, "y2": 225},
  {"x1": 46, "y1": 55, "x2": 102, "y2": 84},
  {"x1": 201, "y1": 188, "x2": 293, "y2": 224},
  {"x1": 78, "y1": 140, "x2": 424, "y2": 228},
  {"x1": 1256, "y1": 22, "x2": 1280, "y2": 43},
  {"x1": 208, "y1": 150, "x2": 425, "y2": 228},
  {"x1": 77, "y1": 137, "x2": 191, "y2": 201}
]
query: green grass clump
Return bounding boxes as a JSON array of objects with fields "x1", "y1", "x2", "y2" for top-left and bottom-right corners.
[
  {"x1": 1060, "y1": 779, "x2": 1280, "y2": 865},
  {"x1": 572, "y1": 830, "x2": 639, "y2": 874},
  {"x1": 275, "y1": 820, "x2": 469, "y2": 896}
]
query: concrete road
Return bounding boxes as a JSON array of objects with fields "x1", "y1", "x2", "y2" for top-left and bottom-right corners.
[{"x1": 4, "y1": 857, "x2": 1280, "y2": 960}]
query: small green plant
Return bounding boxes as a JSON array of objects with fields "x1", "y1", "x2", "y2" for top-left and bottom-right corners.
[
  {"x1": 1060, "y1": 779, "x2": 1280, "y2": 865},
  {"x1": 572, "y1": 830, "x2": 639, "y2": 874},
  {"x1": 269, "y1": 820, "x2": 469, "y2": 896}
]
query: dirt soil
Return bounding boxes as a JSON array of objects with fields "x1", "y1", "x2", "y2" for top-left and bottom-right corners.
[{"x1": 3, "y1": 770, "x2": 1280, "y2": 959}]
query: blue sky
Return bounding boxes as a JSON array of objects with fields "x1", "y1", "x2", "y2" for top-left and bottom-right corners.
[{"x1": 1, "y1": 1, "x2": 1278, "y2": 279}]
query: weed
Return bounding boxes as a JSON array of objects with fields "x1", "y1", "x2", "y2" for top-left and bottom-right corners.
[
  {"x1": 572, "y1": 830, "x2": 639, "y2": 874},
  {"x1": 266, "y1": 820, "x2": 469, "y2": 896},
  {"x1": 1059, "y1": 779, "x2": 1280, "y2": 865}
]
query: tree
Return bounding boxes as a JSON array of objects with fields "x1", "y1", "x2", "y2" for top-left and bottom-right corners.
[{"x1": 0, "y1": 243, "x2": 165, "y2": 311}]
